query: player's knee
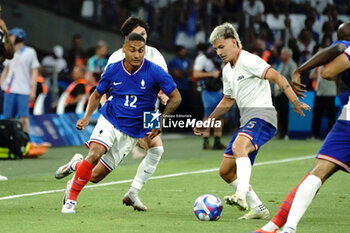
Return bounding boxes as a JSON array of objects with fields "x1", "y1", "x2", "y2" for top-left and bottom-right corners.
[{"x1": 90, "y1": 175, "x2": 101, "y2": 183}]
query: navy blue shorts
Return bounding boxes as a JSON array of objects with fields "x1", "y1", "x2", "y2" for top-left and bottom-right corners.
[
  {"x1": 201, "y1": 90, "x2": 223, "y2": 117},
  {"x1": 317, "y1": 120, "x2": 350, "y2": 173},
  {"x1": 3, "y1": 93, "x2": 29, "y2": 118},
  {"x1": 224, "y1": 118, "x2": 276, "y2": 165}
]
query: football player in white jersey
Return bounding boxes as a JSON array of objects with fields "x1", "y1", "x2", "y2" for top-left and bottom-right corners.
[
  {"x1": 194, "y1": 23, "x2": 310, "y2": 220},
  {"x1": 253, "y1": 22, "x2": 350, "y2": 233},
  {"x1": 56, "y1": 17, "x2": 171, "y2": 211}
]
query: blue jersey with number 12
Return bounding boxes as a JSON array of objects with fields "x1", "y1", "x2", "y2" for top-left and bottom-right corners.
[{"x1": 96, "y1": 58, "x2": 176, "y2": 138}]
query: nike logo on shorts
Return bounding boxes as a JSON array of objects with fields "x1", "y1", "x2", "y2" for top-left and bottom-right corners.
[{"x1": 113, "y1": 82, "x2": 122, "y2": 85}]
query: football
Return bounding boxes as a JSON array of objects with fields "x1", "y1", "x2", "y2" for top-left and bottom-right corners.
[{"x1": 193, "y1": 194, "x2": 223, "y2": 221}]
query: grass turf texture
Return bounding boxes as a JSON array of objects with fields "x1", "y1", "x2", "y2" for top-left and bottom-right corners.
[{"x1": 0, "y1": 136, "x2": 349, "y2": 233}]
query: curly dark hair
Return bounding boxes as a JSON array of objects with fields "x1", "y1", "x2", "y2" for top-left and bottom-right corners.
[{"x1": 120, "y1": 16, "x2": 150, "y2": 37}]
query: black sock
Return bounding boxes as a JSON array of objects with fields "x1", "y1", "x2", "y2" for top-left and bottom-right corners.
[
  {"x1": 203, "y1": 137, "x2": 209, "y2": 144},
  {"x1": 214, "y1": 136, "x2": 221, "y2": 145}
]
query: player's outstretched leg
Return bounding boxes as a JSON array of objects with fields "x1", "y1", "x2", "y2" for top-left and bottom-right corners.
[
  {"x1": 55, "y1": 153, "x2": 83, "y2": 179},
  {"x1": 253, "y1": 174, "x2": 310, "y2": 233},
  {"x1": 281, "y1": 175, "x2": 321, "y2": 233},
  {"x1": 123, "y1": 146, "x2": 164, "y2": 211}
]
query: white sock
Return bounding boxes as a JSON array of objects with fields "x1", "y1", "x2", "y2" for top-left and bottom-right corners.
[
  {"x1": 235, "y1": 157, "x2": 252, "y2": 198},
  {"x1": 284, "y1": 175, "x2": 322, "y2": 231},
  {"x1": 131, "y1": 146, "x2": 164, "y2": 190},
  {"x1": 247, "y1": 185, "x2": 264, "y2": 210},
  {"x1": 229, "y1": 179, "x2": 238, "y2": 190},
  {"x1": 262, "y1": 221, "x2": 279, "y2": 231}
]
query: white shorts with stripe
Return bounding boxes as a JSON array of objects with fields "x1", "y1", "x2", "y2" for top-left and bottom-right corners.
[{"x1": 86, "y1": 115, "x2": 137, "y2": 171}]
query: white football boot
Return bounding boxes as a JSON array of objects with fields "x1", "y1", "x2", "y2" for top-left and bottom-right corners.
[
  {"x1": 63, "y1": 177, "x2": 73, "y2": 204},
  {"x1": 238, "y1": 208, "x2": 270, "y2": 220},
  {"x1": 224, "y1": 194, "x2": 249, "y2": 211},
  {"x1": 122, "y1": 190, "x2": 147, "y2": 211},
  {"x1": 55, "y1": 153, "x2": 83, "y2": 179},
  {"x1": 0, "y1": 175, "x2": 8, "y2": 181},
  {"x1": 61, "y1": 200, "x2": 76, "y2": 214}
]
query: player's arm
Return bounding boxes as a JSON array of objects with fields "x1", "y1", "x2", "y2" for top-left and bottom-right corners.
[
  {"x1": 30, "y1": 68, "x2": 38, "y2": 102},
  {"x1": 266, "y1": 68, "x2": 310, "y2": 117},
  {"x1": 292, "y1": 43, "x2": 347, "y2": 98},
  {"x1": 76, "y1": 89, "x2": 102, "y2": 130},
  {"x1": 0, "y1": 65, "x2": 8, "y2": 85},
  {"x1": 194, "y1": 96, "x2": 235, "y2": 136},
  {"x1": 149, "y1": 88, "x2": 181, "y2": 139},
  {"x1": 321, "y1": 53, "x2": 350, "y2": 80}
]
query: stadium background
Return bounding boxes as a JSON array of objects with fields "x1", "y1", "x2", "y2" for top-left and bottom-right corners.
[{"x1": 0, "y1": 1, "x2": 350, "y2": 232}]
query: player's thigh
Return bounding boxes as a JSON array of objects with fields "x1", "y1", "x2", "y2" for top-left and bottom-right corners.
[
  {"x1": 86, "y1": 142, "x2": 107, "y2": 165},
  {"x1": 310, "y1": 158, "x2": 339, "y2": 183},
  {"x1": 232, "y1": 135, "x2": 255, "y2": 157}
]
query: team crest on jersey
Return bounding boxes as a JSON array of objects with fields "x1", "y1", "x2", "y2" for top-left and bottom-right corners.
[
  {"x1": 237, "y1": 75, "x2": 245, "y2": 81},
  {"x1": 141, "y1": 79, "x2": 146, "y2": 89},
  {"x1": 143, "y1": 110, "x2": 161, "y2": 129}
]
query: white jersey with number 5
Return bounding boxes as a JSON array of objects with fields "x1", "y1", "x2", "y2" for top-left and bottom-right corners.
[
  {"x1": 222, "y1": 50, "x2": 277, "y2": 128},
  {"x1": 107, "y1": 45, "x2": 168, "y2": 72}
]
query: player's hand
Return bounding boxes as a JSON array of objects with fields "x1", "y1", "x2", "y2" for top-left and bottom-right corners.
[
  {"x1": 148, "y1": 128, "x2": 161, "y2": 139},
  {"x1": 292, "y1": 100, "x2": 311, "y2": 117},
  {"x1": 76, "y1": 118, "x2": 89, "y2": 130},
  {"x1": 158, "y1": 93, "x2": 169, "y2": 105},
  {"x1": 291, "y1": 72, "x2": 307, "y2": 100},
  {"x1": 193, "y1": 126, "x2": 207, "y2": 136}
]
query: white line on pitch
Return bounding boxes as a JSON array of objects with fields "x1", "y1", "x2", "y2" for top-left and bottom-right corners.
[{"x1": 0, "y1": 155, "x2": 314, "y2": 201}]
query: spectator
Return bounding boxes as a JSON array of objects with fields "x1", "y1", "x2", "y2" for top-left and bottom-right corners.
[
  {"x1": 87, "y1": 40, "x2": 108, "y2": 78},
  {"x1": 310, "y1": 36, "x2": 337, "y2": 139},
  {"x1": 0, "y1": 28, "x2": 40, "y2": 134},
  {"x1": 243, "y1": 0, "x2": 265, "y2": 28},
  {"x1": 64, "y1": 65, "x2": 88, "y2": 112},
  {"x1": 0, "y1": 18, "x2": 14, "y2": 119},
  {"x1": 273, "y1": 47, "x2": 297, "y2": 139},
  {"x1": 66, "y1": 34, "x2": 86, "y2": 72},
  {"x1": 0, "y1": 15, "x2": 14, "y2": 182},
  {"x1": 193, "y1": 43, "x2": 225, "y2": 150},
  {"x1": 168, "y1": 45, "x2": 192, "y2": 116},
  {"x1": 297, "y1": 29, "x2": 317, "y2": 65},
  {"x1": 42, "y1": 45, "x2": 68, "y2": 76},
  {"x1": 29, "y1": 67, "x2": 48, "y2": 113}
]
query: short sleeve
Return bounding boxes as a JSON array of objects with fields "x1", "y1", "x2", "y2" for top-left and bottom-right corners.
[
  {"x1": 193, "y1": 54, "x2": 206, "y2": 71},
  {"x1": 152, "y1": 65, "x2": 176, "y2": 95},
  {"x1": 151, "y1": 48, "x2": 168, "y2": 72},
  {"x1": 222, "y1": 67, "x2": 234, "y2": 99},
  {"x1": 31, "y1": 49, "x2": 40, "y2": 69},
  {"x1": 345, "y1": 47, "x2": 350, "y2": 61},
  {"x1": 242, "y1": 52, "x2": 270, "y2": 79},
  {"x1": 96, "y1": 63, "x2": 115, "y2": 94}
]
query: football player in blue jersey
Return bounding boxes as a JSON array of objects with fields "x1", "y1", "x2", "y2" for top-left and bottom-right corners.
[
  {"x1": 253, "y1": 21, "x2": 350, "y2": 233},
  {"x1": 56, "y1": 33, "x2": 181, "y2": 214}
]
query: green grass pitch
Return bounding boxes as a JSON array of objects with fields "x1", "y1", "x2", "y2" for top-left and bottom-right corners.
[{"x1": 0, "y1": 136, "x2": 349, "y2": 233}]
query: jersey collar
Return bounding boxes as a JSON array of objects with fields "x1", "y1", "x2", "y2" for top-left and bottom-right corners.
[{"x1": 121, "y1": 58, "x2": 145, "y2": 76}]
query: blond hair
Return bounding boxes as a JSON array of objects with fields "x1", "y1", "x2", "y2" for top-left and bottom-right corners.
[{"x1": 209, "y1": 23, "x2": 242, "y2": 49}]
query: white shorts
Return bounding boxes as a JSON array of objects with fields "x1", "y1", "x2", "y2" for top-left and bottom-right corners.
[{"x1": 86, "y1": 115, "x2": 137, "y2": 171}]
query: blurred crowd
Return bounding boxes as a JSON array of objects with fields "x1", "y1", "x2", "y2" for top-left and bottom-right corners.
[{"x1": 1, "y1": 0, "x2": 350, "y2": 140}]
